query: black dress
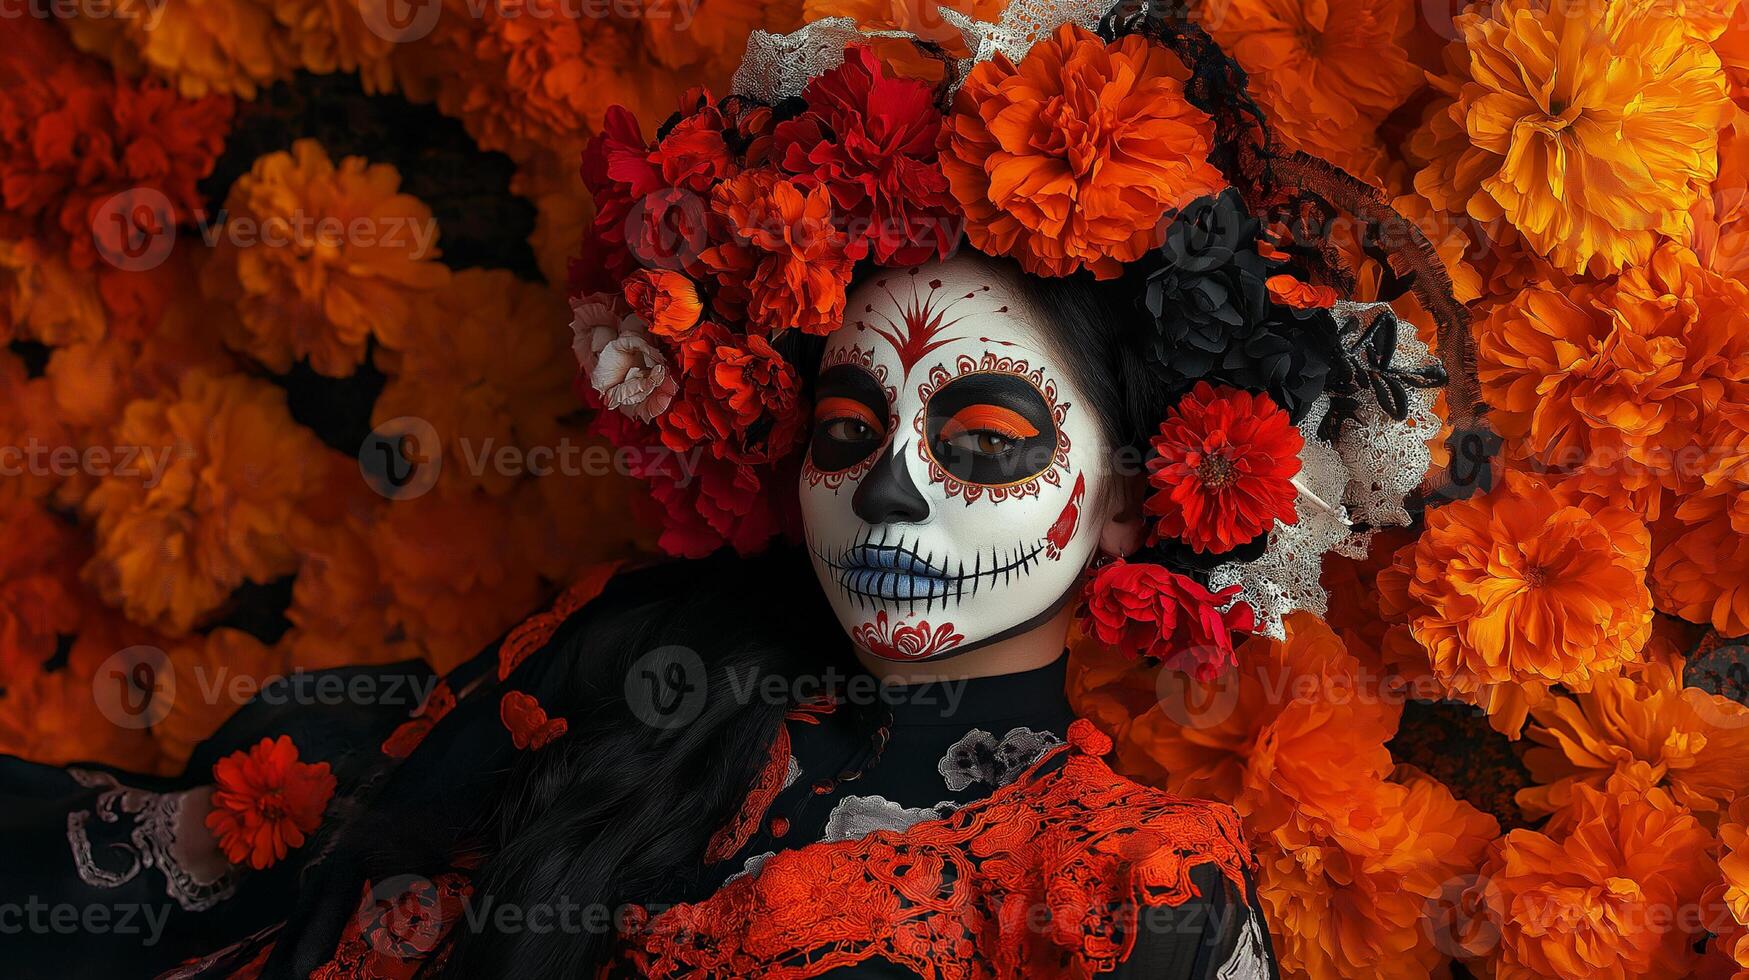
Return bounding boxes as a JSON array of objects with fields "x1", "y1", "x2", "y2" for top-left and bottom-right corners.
[{"x1": 1, "y1": 565, "x2": 1278, "y2": 980}]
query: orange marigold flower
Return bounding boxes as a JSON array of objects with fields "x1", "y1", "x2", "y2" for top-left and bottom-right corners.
[
  {"x1": 282, "y1": 508, "x2": 424, "y2": 672},
  {"x1": 154, "y1": 628, "x2": 290, "y2": 775},
  {"x1": 367, "y1": 482, "x2": 545, "y2": 674},
  {"x1": 420, "y1": 1, "x2": 681, "y2": 163},
  {"x1": 0, "y1": 668, "x2": 160, "y2": 770},
  {"x1": 1126, "y1": 614, "x2": 1401, "y2": 844},
  {"x1": 939, "y1": 25, "x2": 1225, "y2": 279},
  {"x1": 1713, "y1": 796, "x2": 1749, "y2": 976},
  {"x1": 701, "y1": 172, "x2": 866, "y2": 336},
  {"x1": 0, "y1": 19, "x2": 233, "y2": 270},
  {"x1": 1652, "y1": 483, "x2": 1749, "y2": 635},
  {"x1": 270, "y1": 0, "x2": 397, "y2": 93},
  {"x1": 81, "y1": 370, "x2": 335, "y2": 634},
  {"x1": 512, "y1": 149, "x2": 593, "y2": 288},
  {"x1": 1476, "y1": 242, "x2": 1749, "y2": 518},
  {"x1": 506, "y1": 428, "x2": 653, "y2": 582},
  {"x1": 202, "y1": 139, "x2": 448, "y2": 378},
  {"x1": 1461, "y1": 768, "x2": 1720, "y2": 980},
  {"x1": 0, "y1": 240, "x2": 107, "y2": 347},
  {"x1": 1693, "y1": 117, "x2": 1749, "y2": 281},
  {"x1": 1411, "y1": 0, "x2": 1732, "y2": 277},
  {"x1": 641, "y1": 0, "x2": 801, "y2": 80},
  {"x1": 0, "y1": 499, "x2": 86, "y2": 687},
  {"x1": 1518, "y1": 656, "x2": 1749, "y2": 819},
  {"x1": 1259, "y1": 770, "x2": 1500, "y2": 980},
  {"x1": 205, "y1": 735, "x2": 337, "y2": 870},
  {"x1": 373, "y1": 269, "x2": 576, "y2": 496},
  {"x1": 623, "y1": 269, "x2": 704, "y2": 339},
  {"x1": 65, "y1": 0, "x2": 297, "y2": 99},
  {"x1": 1193, "y1": 0, "x2": 1420, "y2": 182},
  {"x1": 1377, "y1": 470, "x2": 1653, "y2": 736}
]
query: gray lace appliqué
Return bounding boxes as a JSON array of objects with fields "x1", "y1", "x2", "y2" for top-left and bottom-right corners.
[
  {"x1": 821, "y1": 794, "x2": 959, "y2": 843},
  {"x1": 937, "y1": 726, "x2": 1062, "y2": 791},
  {"x1": 65, "y1": 769, "x2": 239, "y2": 912}
]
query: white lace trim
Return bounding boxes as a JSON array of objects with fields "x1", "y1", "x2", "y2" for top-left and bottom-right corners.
[
  {"x1": 1210, "y1": 302, "x2": 1437, "y2": 639},
  {"x1": 66, "y1": 769, "x2": 240, "y2": 912},
  {"x1": 936, "y1": 726, "x2": 1062, "y2": 791},
  {"x1": 821, "y1": 794, "x2": 959, "y2": 843},
  {"x1": 732, "y1": 0, "x2": 1119, "y2": 102}
]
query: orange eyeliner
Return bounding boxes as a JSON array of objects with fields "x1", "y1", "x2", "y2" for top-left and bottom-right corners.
[
  {"x1": 940, "y1": 404, "x2": 1039, "y2": 441},
  {"x1": 817, "y1": 396, "x2": 884, "y2": 432}
]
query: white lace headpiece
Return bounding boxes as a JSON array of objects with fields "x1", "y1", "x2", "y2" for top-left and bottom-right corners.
[{"x1": 732, "y1": 2, "x2": 1445, "y2": 639}]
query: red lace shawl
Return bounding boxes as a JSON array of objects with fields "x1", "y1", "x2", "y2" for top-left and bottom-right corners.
[
  {"x1": 615, "y1": 720, "x2": 1252, "y2": 979},
  {"x1": 272, "y1": 720, "x2": 1252, "y2": 980}
]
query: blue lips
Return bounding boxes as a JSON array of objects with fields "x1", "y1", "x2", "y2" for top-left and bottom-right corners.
[{"x1": 839, "y1": 546, "x2": 951, "y2": 601}]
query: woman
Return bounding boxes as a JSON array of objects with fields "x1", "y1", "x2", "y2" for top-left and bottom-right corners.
[{"x1": 8, "y1": 2, "x2": 1467, "y2": 977}]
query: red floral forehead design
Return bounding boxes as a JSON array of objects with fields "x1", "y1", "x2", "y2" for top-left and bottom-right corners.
[{"x1": 572, "y1": 0, "x2": 1474, "y2": 669}]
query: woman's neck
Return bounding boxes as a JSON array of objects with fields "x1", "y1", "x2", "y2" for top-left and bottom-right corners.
[{"x1": 852, "y1": 603, "x2": 1074, "y2": 684}]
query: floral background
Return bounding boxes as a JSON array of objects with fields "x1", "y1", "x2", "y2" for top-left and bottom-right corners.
[{"x1": 2, "y1": 0, "x2": 1748, "y2": 977}]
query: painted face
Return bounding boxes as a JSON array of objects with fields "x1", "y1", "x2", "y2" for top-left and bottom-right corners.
[{"x1": 799, "y1": 256, "x2": 1111, "y2": 662}]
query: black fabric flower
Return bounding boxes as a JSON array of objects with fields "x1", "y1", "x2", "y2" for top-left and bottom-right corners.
[{"x1": 1132, "y1": 189, "x2": 1336, "y2": 421}]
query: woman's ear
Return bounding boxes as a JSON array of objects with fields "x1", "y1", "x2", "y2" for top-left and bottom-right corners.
[{"x1": 1097, "y1": 469, "x2": 1146, "y2": 558}]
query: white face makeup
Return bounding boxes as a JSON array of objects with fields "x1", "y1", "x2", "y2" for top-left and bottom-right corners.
[{"x1": 799, "y1": 255, "x2": 1112, "y2": 662}]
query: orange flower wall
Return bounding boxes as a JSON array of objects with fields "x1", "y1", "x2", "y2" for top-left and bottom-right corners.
[{"x1": 3, "y1": 2, "x2": 1749, "y2": 978}]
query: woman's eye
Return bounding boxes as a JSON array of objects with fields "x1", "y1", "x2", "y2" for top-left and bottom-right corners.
[
  {"x1": 822, "y1": 417, "x2": 875, "y2": 442},
  {"x1": 942, "y1": 430, "x2": 1019, "y2": 455}
]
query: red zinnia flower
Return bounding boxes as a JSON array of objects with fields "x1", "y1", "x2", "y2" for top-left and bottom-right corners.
[
  {"x1": 1146, "y1": 382, "x2": 1304, "y2": 554},
  {"x1": 774, "y1": 45, "x2": 958, "y2": 265},
  {"x1": 1080, "y1": 559, "x2": 1255, "y2": 678},
  {"x1": 205, "y1": 735, "x2": 336, "y2": 870},
  {"x1": 500, "y1": 691, "x2": 568, "y2": 750}
]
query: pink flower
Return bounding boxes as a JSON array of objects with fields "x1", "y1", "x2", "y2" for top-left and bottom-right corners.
[{"x1": 592, "y1": 333, "x2": 678, "y2": 422}]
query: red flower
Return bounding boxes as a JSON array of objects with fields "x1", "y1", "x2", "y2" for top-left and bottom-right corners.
[
  {"x1": 1145, "y1": 382, "x2": 1304, "y2": 554},
  {"x1": 0, "y1": 20, "x2": 231, "y2": 270},
  {"x1": 622, "y1": 269, "x2": 703, "y2": 338},
  {"x1": 657, "y1": 322, "x2": 803, "y2": 464},
  {"x1": 774, "y1": 45, "x2": 958, "y2": 265},
  {"x1": 701, "y1": 172, "x2": 867, "y2": 336},
  {"x1": 205, "y1": 735, "x2": 337, "y2": 870},
  {"x1": 1265, "y1": 273, "x2": 1340, "y2": 309},
  {"x1": 1079, "y1": 559, "x2": 1254, "y2": 679},
  {"x1": 500, "y1": 691, "x2": 568, "y2": 750}
]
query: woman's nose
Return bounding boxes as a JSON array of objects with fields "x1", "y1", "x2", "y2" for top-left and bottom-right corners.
[{"x1": 852, "y1": 441, "x2": 931, "y2": 525}]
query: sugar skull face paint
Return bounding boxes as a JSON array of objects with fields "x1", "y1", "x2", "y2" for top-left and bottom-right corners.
[{"x1": 800, "y1": 255, "x2": 1113, "y2": 662}]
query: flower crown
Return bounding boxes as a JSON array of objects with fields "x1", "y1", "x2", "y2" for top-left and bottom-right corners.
[{"x1": 571, "y1": 0, "x2": 1476, "y2": 656}]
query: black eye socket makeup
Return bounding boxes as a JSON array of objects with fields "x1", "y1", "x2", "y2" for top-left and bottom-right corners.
[
  {"x1": 923, "y1": 373, "x2": 1060, "y2": 487},
  {"x1": 808, "y1": 364, "x2": 891, "y2": 473}
]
